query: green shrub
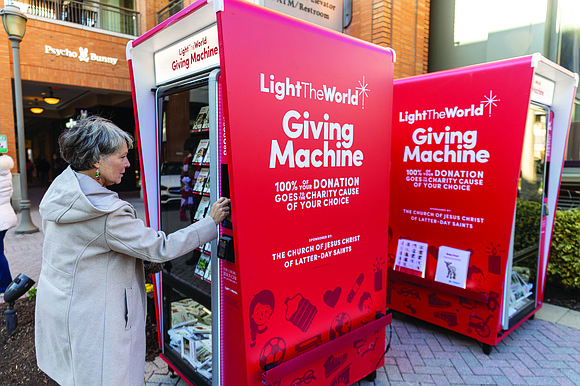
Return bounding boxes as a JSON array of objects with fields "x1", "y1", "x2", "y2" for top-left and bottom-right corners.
[
  {"x1": 515, "y1": 199, "x2": 542, "y2": 251},
  {"x1": 548, "y1": 208, "x2": 580, "y2": 290},
  {"x1": 514, "y1": 200, "x2": 580, "y2": 290},
  {"x1": 513, "y1": 199, "x2": 542, "y2": 281},
  {"x1": 27, "y1": 287, "x2": 37, "y2": 301}
]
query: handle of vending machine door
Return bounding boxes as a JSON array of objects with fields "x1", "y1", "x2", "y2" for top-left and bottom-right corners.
[
  {"x1": 541, "y1": 106, "x2": 552, "y2": 217},
  {"x1": 261, "y1": 313, "x2": 392, "y2": 384},
  {"x1": 220, "y1": 164, "x2": 233, "y2": 230},
  {"x1": 220, "y1": 208, "x2": 233, "y2": 230}
]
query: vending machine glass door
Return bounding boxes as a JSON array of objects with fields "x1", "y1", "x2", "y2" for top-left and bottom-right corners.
[
  {"x1": 502, "y1": 102, "x2": 551, "y2": 330},
  {"x1": 156, "y1": 74, "x2": 214, "y2": 385}
]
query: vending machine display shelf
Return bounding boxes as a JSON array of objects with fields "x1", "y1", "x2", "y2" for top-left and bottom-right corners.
[
  {"x1": 389, "y1": 269, "x2": 488, "y2": 304},
  {"x1": 161, "y1": 348, "x2": 212, "y2": 386},
  {"x1": 161, "y1": 272, "x2": 213, "y2": 385},
  {"x1": 512, "y1": 245, "x2": 539, "y2": 265},
  {"x1": 162, "y1": 270, "x2": 211, "y2": 307}
]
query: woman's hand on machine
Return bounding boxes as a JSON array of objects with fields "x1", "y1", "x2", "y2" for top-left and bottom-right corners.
[{"x1": 209, "y1": 197, "x2": 231, "y2": 225}]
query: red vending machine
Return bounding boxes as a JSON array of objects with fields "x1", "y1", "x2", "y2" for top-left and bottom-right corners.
[
  {"x1": 127, "y1": 0, "x2": 394, "y2": 384},
  {"x1": 387, "y1": 55, "x2": 577, "y2": 353}
]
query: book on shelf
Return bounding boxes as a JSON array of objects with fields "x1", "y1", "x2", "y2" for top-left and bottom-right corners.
[
  {"x1": 434, "y1": 245, "x2": 471, "y2": 288},
  {"x1": 193, "y1": 167, "x2": 209, "y2": 193},
  {"x1": 197, "y1": 361, "x2": 212, "y2": 380},
  {"x1": 202, "y1": 146, "x2": 210, "y2": 165},
  {"x1": 203, "y1": 242, "x2": 211, "y2": 253},
  {"x1": 194, "y1": 253, "x2": 210, "y2": 278},
  {"x1": 195, "y1": 339, "x2": 212, "y2": 366},
  {"x1": 393, "y1": 238, "x2": 428, "y2": 278},
  {"x1": 169, "y1": 299, "x2": 210, "y2": 326},
  {"x1": 181, "y1": 334, "x2": 195, "y2": 363},
  {"x1": 180, "y1": 336, "x2": 212, "y2": 371},
  {"x1": 184, "y1": 323, "x2": 211, "y2": 337},
  {"x1": 203, "y1": 259, "x2": 212, "y2": 282},
  {"x1": 192, "y1": 139, "x2": 209, "y2": 164},
  {"x1": 202, "y1": 109, "x2": 210, "y2": 130},
  {"x1": 192, "y1": 106, "x2": 209, "y2": 132},
  {"x1": 194, "y1": 197, "x2": 211, "y2": 221},
  {"x1": 203, "y1": 175, "x2": 211, "y2": 195},
  {"x1": 168, "y1": 326, "x2": 189, "y2": 350},
  {"x1": 190, "y1": 168, "x2": 201, "y2": 187}
]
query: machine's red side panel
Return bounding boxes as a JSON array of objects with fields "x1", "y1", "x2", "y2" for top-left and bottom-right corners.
[
  {"x1": 388, "y1": 57, "x2": 535, "y2": 345},
  {"x1": 217, "y1": 0, "x2": 394, "y2": 384}
]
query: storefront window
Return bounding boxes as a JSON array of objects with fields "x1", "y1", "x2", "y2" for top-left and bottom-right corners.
[
  {"x1": 557, "y1": 0, "x2": 580, "y2": 76},
  {"x1": 557, "y1": 1, "x2": 580, "y2": 167}
]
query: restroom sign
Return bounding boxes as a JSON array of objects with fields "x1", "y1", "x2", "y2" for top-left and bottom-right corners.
[{"x1": 0, "y1": 135, "x2": 7, "y2": 153}]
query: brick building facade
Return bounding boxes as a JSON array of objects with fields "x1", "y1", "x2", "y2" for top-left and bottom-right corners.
[
  {"x1": 0, "y1": 19, "x2": 130, "y2": 161},
  {"x1": 0, "y1": 0, "x2": 430, "y2": 182},
  {"x1": 345, "y1": 0, "x2": 430, "y2": 79}
]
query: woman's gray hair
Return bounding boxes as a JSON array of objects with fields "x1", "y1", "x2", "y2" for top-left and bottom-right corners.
[{"x1": 59, "y1": 116, "x2": 134, "y2": 171}]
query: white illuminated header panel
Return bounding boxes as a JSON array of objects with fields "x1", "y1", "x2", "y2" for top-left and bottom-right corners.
[
  {"x1": 154, "y1": 24, "x2": 219, "y2": 85},
  {"x1": 531, "y1": 75, "x2": 555, "y2": 106}
]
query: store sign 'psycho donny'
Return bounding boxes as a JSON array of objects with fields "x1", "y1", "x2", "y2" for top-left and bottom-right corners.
[
  {"x1": 263, "y1": 73, "x2": 369, "y2": 168},
  {"x1": 44, "y1": 45, "x2": 118, "y2": 65}
]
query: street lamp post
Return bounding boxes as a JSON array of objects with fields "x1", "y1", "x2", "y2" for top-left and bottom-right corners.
[{"x1": 1, "y1": 5, "x2": 38, "y2": 234}]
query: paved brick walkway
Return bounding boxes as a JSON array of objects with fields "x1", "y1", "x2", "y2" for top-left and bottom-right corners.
[
  {"x1": 374, "y1": 313, "x2": 580, "y2": 385},
  {"x1": 4, "y1": 186, "x2": 580, "y2": 386},
  {"x1": 141, "y1": 311, "x2": 580, "y2": 386}
]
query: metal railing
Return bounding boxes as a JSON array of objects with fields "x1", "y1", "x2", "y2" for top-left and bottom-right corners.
[
  {"x1": 7, "y1": 0, "x2": 139, "y2": 36},
  {"x1": 157, "y1": 0, "x2": 182, "y2": 24}
]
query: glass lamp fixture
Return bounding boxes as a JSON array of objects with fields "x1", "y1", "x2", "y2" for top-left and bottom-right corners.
[
  {"x1": 43, "y1": 86, "x2": 60, "y2": 105},
  {"x1": 0, "y1": 5, "x2": 27, "y2": 41},
  {"x1": 30, "y1": 99, "x2": 43, "y2": 114}
]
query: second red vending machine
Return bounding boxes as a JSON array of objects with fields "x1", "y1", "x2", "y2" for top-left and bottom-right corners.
[
  {"x1": 127, "y1": 0, "x2": 395, "y2": 384},
  {"x1": 387, "y1": 55, "x2": 577, "y2": 353}
]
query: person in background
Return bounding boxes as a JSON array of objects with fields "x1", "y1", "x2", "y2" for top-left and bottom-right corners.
[
  {"x1": 0, "y1": 154, "x2": 17, "y2": 293},
  {"x1": 37, "y1": 156, "x2": 51, "y2": 184},
  {"x1": 26, "y1": 157, "x2": 35, "y2": 182},
  {"x1": 35, "y1": 116, "x2": 230, "y2": 386},
  {"x1": 179, "y1": 136, "x2": 197, "y2": 222}
]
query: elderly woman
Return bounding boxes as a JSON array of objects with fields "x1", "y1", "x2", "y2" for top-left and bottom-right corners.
[{"x1": 35, "y1": 116, "x2": 230, "y2": 386}]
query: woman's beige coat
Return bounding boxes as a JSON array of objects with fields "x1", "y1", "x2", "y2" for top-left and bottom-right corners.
[{"x1": 35, "y1": 167, "x2": 217, "y2": 385}]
